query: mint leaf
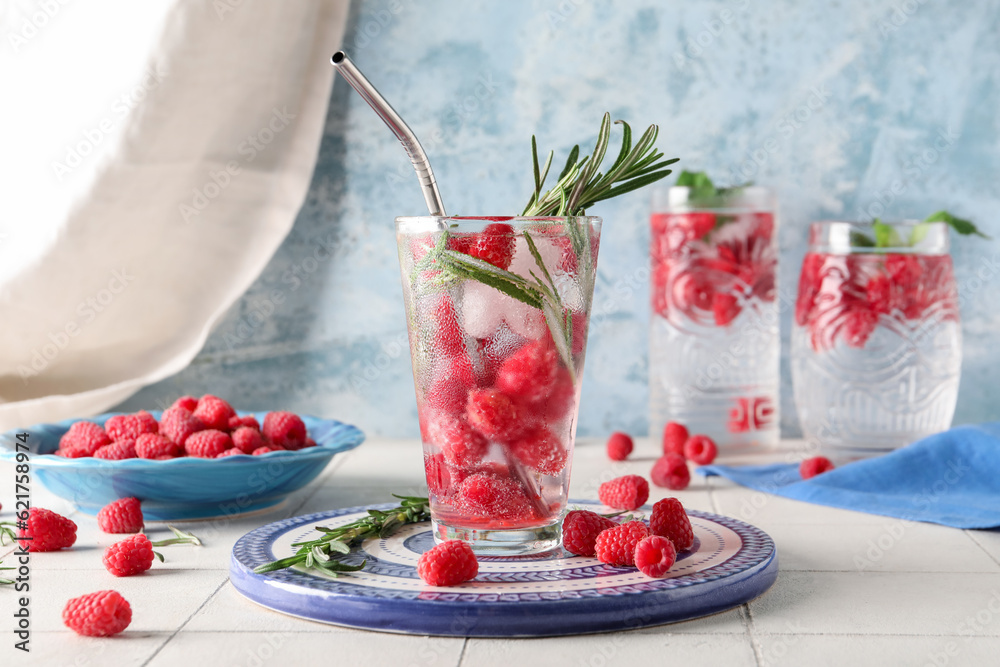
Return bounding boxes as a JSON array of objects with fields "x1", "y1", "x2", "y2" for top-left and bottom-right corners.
[
  {"x1": 873, "y1": 220, "x2": 903, "y2": 248},
  {"x1": 924, "y1": 210, "x2": 990, "y2": 239},
  {"x1": 675, "y1": 170, "x2": 717, "y2": 201}
]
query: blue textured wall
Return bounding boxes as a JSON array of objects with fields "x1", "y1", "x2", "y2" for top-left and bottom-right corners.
[{"x1": 116, "y1": 0, "x2": 1000, "y2": 437}]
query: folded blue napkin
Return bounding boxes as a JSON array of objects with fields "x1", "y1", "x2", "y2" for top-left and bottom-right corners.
[{"x1": 698, "y1": 423, "x2": 1000, "y2": 529}]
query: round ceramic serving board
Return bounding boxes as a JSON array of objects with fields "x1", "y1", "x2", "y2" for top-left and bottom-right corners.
[{"x1": 230, "y1": 501, "x2": 777, "y2": 637}]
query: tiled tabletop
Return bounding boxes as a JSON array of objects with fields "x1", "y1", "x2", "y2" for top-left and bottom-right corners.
[{"x1": 2, "y1": 438, "x2": 1000, "y2": 666}]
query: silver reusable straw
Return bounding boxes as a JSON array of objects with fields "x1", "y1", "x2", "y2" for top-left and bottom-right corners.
[{"x1": 331, "y1": 50, "x2": 447, "y2": 217}]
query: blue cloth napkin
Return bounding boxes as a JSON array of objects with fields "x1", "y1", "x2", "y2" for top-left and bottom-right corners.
[{"x1": 698, "y1": 423, "x2": 1000, "y2": 529}]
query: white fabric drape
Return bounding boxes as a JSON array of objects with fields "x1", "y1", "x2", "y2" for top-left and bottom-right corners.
[{"x1": 0, "y1": 0, "x2": 349, "y2": 430}]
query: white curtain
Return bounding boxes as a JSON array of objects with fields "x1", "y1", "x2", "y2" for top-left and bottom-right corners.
[{"x1": 0, "y1": 0, "x2": 349, "y2": 430}]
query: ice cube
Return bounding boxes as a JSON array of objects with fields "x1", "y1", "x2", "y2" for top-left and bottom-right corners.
[{"x1": 460, "y1": 280, "x2": 504, "y2": 338}]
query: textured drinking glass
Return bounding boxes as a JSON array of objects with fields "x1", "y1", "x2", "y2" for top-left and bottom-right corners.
[
  {"x1": 791, "y1": 221, "x2": 961, "y2": 457},
  {"x1": 649, "y1": 187, "x2": 779, "y2": 453},
  {"x1": 396, "y1": 216, "x2": 601, "y2": 554}
]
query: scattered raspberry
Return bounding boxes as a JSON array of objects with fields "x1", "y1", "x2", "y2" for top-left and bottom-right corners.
[
  {"x1": 416, "y1": 539, "x2": 479, "y2": 586},
  {"x1": 594, "y1": 520, "x2": 649, "y2": 567},
  {"x1": 426, "y1": 415, "x2": 489, "y2": 469},
  {"x1": 606, "y1": 432, "x2": 633, "y2": 461},
  {"x1": 135, "y1": 433, "x2": 182, "y2": 459},
  {"x1": 158, "y1": 407, "x2": 205, "y2": 447},
  {"x1": 229, "y1": 414, "x2": 260, "y2": 430},
  {"x1": 193, "y1": 395, "x2": 236, "y2": 431},
  {"x1": 184, "y1": 430, "x2": 232, "y2": 458},
  {"x1": 262, "y1": 411, "x2": 307, "y2": 450},
  {"x1": 651, "y1": 454, "x2": 690, "y2": 490},
  {"x1": 58, "y1": 421, "x2": 111, "y2": 457},
  {"x1": 495, "y1": 339, "x2": 560, "y2": 404},
  {"x1": 562, "y1": 510, "x2": 615, "y2": 557},
  {"x1": 18, "y1": 507, "x2": 77, "y2": 551},
  {"x1": 800, "y1": 456, "x2": 835, "y2": 479},
  {"x1": 93, "y1": 441, "x2": 137, "y2": 460},
  {"x1": 103, "y1": 534, "x2": 157, "y2": 577},
  {"x1": 171, "y1": 396, "x2": 199, "y2": 412},
  {"x1": 104, "y1": 411, "x2": 158, "y2": 444},
  {"x1": 598, "y1": 475, "x2": 649, "y2": 511},
  {"x1": 662, "y1": 421, "x2": 689, "y2": 456},
  {"x1": 252, "y1": 446, "x2": 280, "y2": 456},
  {"x1": 649, "y1": 498, "x2": 694, "y2": 551},
  {"x1": 634, "y1": 535, "x2": 677, "y2": 578},
  {"x1": 466, "y1": 388, "x2": 526, "y2": 442},
  {"x1": 507, "y1": 425, "x2": 567, "y2": 475},
  {"x1": 457, "y1": 472, "x2": 534, "y2": 521},
  {"x1": 683, "y1": 434, "x2": 718, "y2": 465},
  {"x1": 97, "y1": 497, "x2": 144, "y2": 534},
  {"x1": 447, "y1": 223, "x2": 515, "y2": 270},
  {"x1": 63, "y1": 590, "x2": 132, "y2": 637},
  {"x1": 217, "y1": 448, "x2": 244, "y2": 458},
  {"x1": 231, "y1": 426, "x2": 264, "y2": 454}
]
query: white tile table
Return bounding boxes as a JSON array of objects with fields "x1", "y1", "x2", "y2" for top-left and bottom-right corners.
[{"x1": 2, "y1": 438, "x2": 999, "y2": 666}]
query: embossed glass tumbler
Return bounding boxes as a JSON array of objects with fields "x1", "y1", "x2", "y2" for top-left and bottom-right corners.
[
  {"x1": 791, "y1": 221, "x2": 961, "y2": 457},
  {"x1": 396, "y1": 216, "x2": 601, "y2": 555},
  {"x1": 649, "y1": 187, "x2": 779, "y2": 454}
]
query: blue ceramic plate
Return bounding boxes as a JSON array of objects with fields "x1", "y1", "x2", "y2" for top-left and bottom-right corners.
[
  {"x1": 230, "y1": 501, "x2": 778, "y2": 636},
  {"x1": 0, "y1": 412, "x2": 364, "y2": 520}
]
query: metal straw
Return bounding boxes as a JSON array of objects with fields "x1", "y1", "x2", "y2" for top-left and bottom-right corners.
[{"x1": 331, "y1": 51, "x2": 447, "y2": 217}]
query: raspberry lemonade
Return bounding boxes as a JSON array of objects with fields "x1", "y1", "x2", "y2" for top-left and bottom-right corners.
[
  {"x1": 649, "y1": 175, "x2": 779, "y2": 454},
  {"x1": 396, "y1": 216, "x2": 601, "y2": 553}
]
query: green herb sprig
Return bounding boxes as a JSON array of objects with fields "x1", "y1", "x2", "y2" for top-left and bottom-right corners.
[
  {"x1": 854, "y1": 211, "x2": 990, "y2": 249},
  {"x1": 253, "y1": 495, "x2": 430, "y2": 575},
  {"x1": 0, "y1": 560, "x2": 14, "y2": 586}
]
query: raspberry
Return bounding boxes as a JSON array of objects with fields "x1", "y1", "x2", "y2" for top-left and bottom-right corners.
[
  {"x1": 229, "y1": 414, "x2": 260, "y2": 430},
  {"x1": 634, "y1": 535, "x2": 677, "y2": 578},
  {"x1": 426, "y1": 415, "x2": 489, "y2": 469},
  {"x1": 598, "y1": 475, "x2": 649, "y2": 511},
  {"x1": 63, "y1": 590, "x2": 132, "y2": 637},
  {"x1": 447, "y1": 223, "x2": 515, "y2": 270},
  {"x1": 303, "y1": 438, "x2": 317, "y2": 448},
  {"x1": 713, "y1": 292, "x2": 741, "y2": 326},
  {"x1": 193, "y1": 395, "x2": 236, "y2": 431},
  {"x1": 135, "y1": 433, "x2": 182, "y2": 459},
  {"x1": 537, "y1": 367, "x2": 576, "y2": 422},
  {"x1": 171, "y1": 396, "x2": 199, "y2": 412},
  {"x1": 424, "y1": 453, "x2": 455, "y2": 496},
  {"x1": 18, "y1": 507, "x2": 77, "y2": 551},
  {"x1": 800, "y1": 456, "x2": 835, "y2": 479},
  {"x1": 683, "y1": 434, "x2": 718, "y2": 465},
  {"x1": 435, "y1": 296, "x2": 466, "y2": 358},
  {"x1": 651, "y1": 454, "x2": 690, "y2": 490},
  {"x1": 252, "y1": 446, "x2": 280, "y2": 455},
  {"x1": 594, "y1": 520, "x2": 649, "y2": 567},
  {"x1": 496, "y1": 339, "x2": 560, "y2": 404},
  {"x1": 262, "y1": 411, "x2": 307, "y2": 449},
  {"x1": 416, "y1": 539, "x2": 479, "y2": 586},
  {"x1": 103, "y1": 534, "x2": 157, "y2": 577},
  {"x1": 457, "y1": 472, "x2": 534, "y2": 521},
  {"x1": 231, "y1": 426, "x2": 264, "y2": 454},
  {"x1": 93, "y1": 441, "x2": 137, "y2": 460},
  {"x1": 217, "y1": 448, "x2": 244, "y2": 458},
  {"x1": 58, "y1": 421, "x2": 111, "y2": 457},
  {"x1": 507, "y1": 425, "x2": 568, "y2": 475},
  {"x1": 662, "y1": 421, "x2": 689, "y2": 456},
  {"x1": 97, "y1": 497, "x2": 144, "y2": 534},
  {"x1": 158, "y1": 407, "x2": 205, "y2": 447},
  {"x1": 104, "y1": 411, "x2": 158, "y2": 444},
  {"x1": 562, "y1": 510, "x2": 615, "y2": 557},
  {"x1": 466, "y1": 388, "x2": 526, "y2": 442},
  {"x1": 649, "y1": 498, "x2": 694, "y2": 551},
  {"x1": 606, "y1": 432, "x2": 633, "y2": 461},
  {"x1": 185, "y1": 430, "x2": 232, "y2": 458}
]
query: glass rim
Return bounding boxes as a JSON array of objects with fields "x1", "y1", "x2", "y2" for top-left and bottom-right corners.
[
  {"x1": 653, "y1": 185, "x2": 775, "y2": 211},
  {"x1": 808, "y1": 220, "x2": 951, "y2": 253},
  {"x1": 395, "y1": 215, "x2": 602, "y2": 223}
]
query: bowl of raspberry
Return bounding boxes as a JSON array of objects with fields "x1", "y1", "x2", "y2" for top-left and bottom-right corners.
[
  {"x1": 0, "y1": 395, "x2": 364, "y2": 519},
  {"x1": 791, "y1": 220, "x2": 961, "y2": 457}
]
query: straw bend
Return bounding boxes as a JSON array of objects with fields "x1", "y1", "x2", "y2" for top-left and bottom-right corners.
[{"x1": 331, "y1": 50, "x2": 447, "y2": 217}]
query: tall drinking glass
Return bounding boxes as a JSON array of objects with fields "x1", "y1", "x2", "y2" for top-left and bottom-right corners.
[
  {"x1": 791, "y1": 221, "x2": 961, "y2": 457},
  {"x1": 649, "y1": 187, "x2": 779, "y2": 453},
  {"x1": 395, "y1": 216, "x2": 601, "y2": 554}
]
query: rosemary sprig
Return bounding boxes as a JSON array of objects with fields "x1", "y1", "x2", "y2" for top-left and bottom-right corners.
[
  {"x1": 522, "y1": 113, "x2": 678, "y2": 216},
  {"x1": 253, "y1": 495, "x2": 431, "y2": 575},
  {"x1": 0, "y1": 560, "x2": 14, "y2": 586}
]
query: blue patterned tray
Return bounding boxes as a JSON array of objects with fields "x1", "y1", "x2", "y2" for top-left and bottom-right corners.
[{"x1": 230, "y1": 501, "x2": 778, "y2": 636}]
